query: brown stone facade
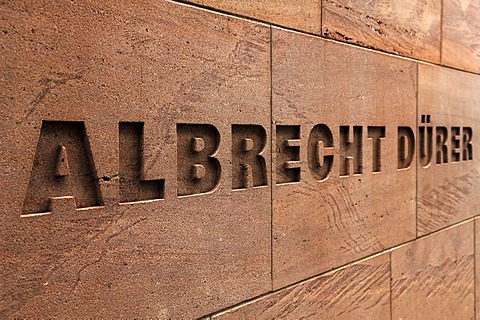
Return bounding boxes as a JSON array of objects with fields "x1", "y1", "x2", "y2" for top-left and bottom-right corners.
[{"x1": 1, "y1": 0, "x2": 479, "y2": 319}]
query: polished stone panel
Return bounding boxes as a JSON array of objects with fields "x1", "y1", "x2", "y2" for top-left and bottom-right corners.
[
  {"x1": 0, "y1": 1, "x2": 271, "y2": 318},
  {"x1": 213, "y1": 253, "x2": 390, "y2": 319},
  {"x1": 391, "y1": 221, "x2": 475, "y2": 319},
  {"x1": 476, "y1": 218, "x2": 480, "y2": 320},
  {"x1": 184, "y1": 0, "x2": 321, "y2": 33},
  {"x1": 442, "y1": 0, "x2": 480, "y2": 73},
  {"x1": 272, "y1": 28, "x2": 416, "y2": 288},
  {"x1": 417, "y1": 64, "x2": 480, "y2": 236},
  {"x1": 322, "y1": 0, "x2": 441, "y2": 62}
]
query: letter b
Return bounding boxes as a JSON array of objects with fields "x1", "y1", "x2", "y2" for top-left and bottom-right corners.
[{"x1": 177, "y1": 124, "x2": 221, "y2": 196}]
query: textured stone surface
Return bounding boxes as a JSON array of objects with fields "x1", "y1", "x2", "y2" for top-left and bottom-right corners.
[
  {"x1": 183, "y1": 0, "x2": 321, "y2": 33},
  {"x1": 322, "y1": 0, "x2": 441, "y2": 62},
  {"x1": 417, "y1": 64, "x2": 480, "y2": 236},
  {"x1": 0, "y1": 1, "x2": 271, "y2": 318},
  {"x1": 272, "y1": 28, "x2": 416, "y2": 288},
  {"x1": 391, "y1": 221, "x2": 475, "y2": 319},
  {"x1": 477, "y1": 218, "x2": 480, "y2": 320},
  {"x1": 212, "y1": 253, "x2": 390, "y2": 320},
  {"x1": 2, "y1": 0, "x2": 480, "y2": 318},
  {"x1": 442, "y1": 0, "x2": 480, "y2": 73}
]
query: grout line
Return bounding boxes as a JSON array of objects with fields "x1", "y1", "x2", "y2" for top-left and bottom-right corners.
[
  {"x1": 415, "y1": 63, "x2": 419, "y2": 239},
  {"x1": 439, "y1": 0, "x2": 444, "y2": 64},
  {"x1": 203, "y1": 215, "x2": 479, "y2": 318},
  {"x1": 319, "y1": 0, "x2": 323, "y2": 35},
  {"x1": 169, "y1": 0, "x2": 480, "y2": 77},
  {"x1": 169, "y1": 0, "x2": 302, "y2": 29},
  {"x1": 475, "y1": 219, "x2": 477, "y2": 319},
  {"x1": 389, "y1": 251, "x2": 393, "y2": 320},
  {"x1": 269, "y1": 26, "x2": 274, "y2": 291}
]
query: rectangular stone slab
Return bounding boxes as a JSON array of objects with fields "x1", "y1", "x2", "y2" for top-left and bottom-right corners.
[
  {"x1": 184, "y1": 0, "x2": 321, "y2": 34},
  {"x1": 442, "y1": 0, "x2": 480, "y2": 73},
  {"x1": 391, "y1": 220, "x2": 475, "y2": 319},
  {"x1": 0, "y1": 1, "x2": 271, "y2": 318},
  {"x1": 417, "y1": 64, "x2": 480, "y2": 236},
  {"x1": 272, "y1": 28, "x2": 417, "y2": 288},
  {"x1": 322, "y1": 0, "x2": 441, "y2": 63},
  {"x1": 212, "y1": 253, "x2": 390, "y2": 319},
  {"x1": 477, "y1": 218, "x2": 480, "y2": 319}
]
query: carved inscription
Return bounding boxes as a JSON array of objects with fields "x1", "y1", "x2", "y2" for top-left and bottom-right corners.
[
  {"x1": 308, "y1": 124, "x2": 334, "y2": 181},
  {"x1": 417, "y1": 114, "x2": 473, "y2": 168},
  {"x1": 119, "y1": 122, "x2": 164, "y2": 203},
  {"x1": 177, "y1": 124, "x2": 221, "y2": 196},
  {"x1": 22, "y1": 121, "x2": 101, "y2": 214},
  {"x1": 276, "y1": 125, "x2": 301, "y2": 184},
  {"x1": 462, "y1": 127, "x2": 473, "y2": 161},
  {"x1": 232, "y1": 125, "x2": 267, "y2": 189},
  {"x1": 339, "y1": 126, "x2": 363, "y2": 176},
  {"x1": 368, "y1": 126, "x2": 386, "y2": 173},
  {"x1": 398, "y1": 126, "x2": 415, "y2": 169},
  {"x1": 21, "y1": 117, "x2": 474, "y2": 215},
  {"x1": 418, "y1": 115, "x2": 433, "y2": 168},
  {"x1": 436, "y1": 126, "x2": 449, "y2": 164}
]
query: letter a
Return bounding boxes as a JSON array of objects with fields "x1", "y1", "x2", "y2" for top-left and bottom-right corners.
[{"x1": 22, "y1": 121, "x2": 102, "y2": 214}]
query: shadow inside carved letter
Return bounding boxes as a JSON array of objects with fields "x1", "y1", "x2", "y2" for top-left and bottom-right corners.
[{"x1": 22, "y1": 121, "x2": 102, "y2": 214}]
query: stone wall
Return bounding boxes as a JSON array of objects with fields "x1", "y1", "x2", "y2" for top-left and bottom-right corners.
[{"x1": 1, "y1": 0, "x2": 479, "y2": 318}]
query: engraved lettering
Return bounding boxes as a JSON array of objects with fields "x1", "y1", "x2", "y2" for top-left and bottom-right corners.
[
  {"x1": 339, "y1": 126, "x2": 363, "y2": 176},
  {"x1": 398, "y1": 126, "x2": 415, "y2": 169},
  {"x1": 177, "y1": 124, "x2": 221, "y2": 196},
  {"x1": 22, "y1": 121, "x2": 101, "y2": 214},
  {"x1": 276, "y1": 125, "x2": 301, "y2": 184},
  {"x1": 451, "y1": 126, "x2": 461, "y2": 162},
  {"x1": 119, "y1": 122, "x2": 164, "y2": 203},
  {"x1": 463, "y1": 127, "x2": 473, "y2": 161},
  {"x1": 232, "y1": 125, "x2": 267, "y2": 189},
  {"x1": 307, "y1": 124, "x2": 334, "y2": 181},
  {"x1": 418, "y1": 126, "x2": 433, "y2": 168},
  {"x1": 436, "y1": 126, "x2": 448, "y2": 164},
  {"x1": 367, "y1": 126, "x2": 385, "y2": 173},
  {"x1": 21, "y1": 116, "x2": 476, "y2": 214}
]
